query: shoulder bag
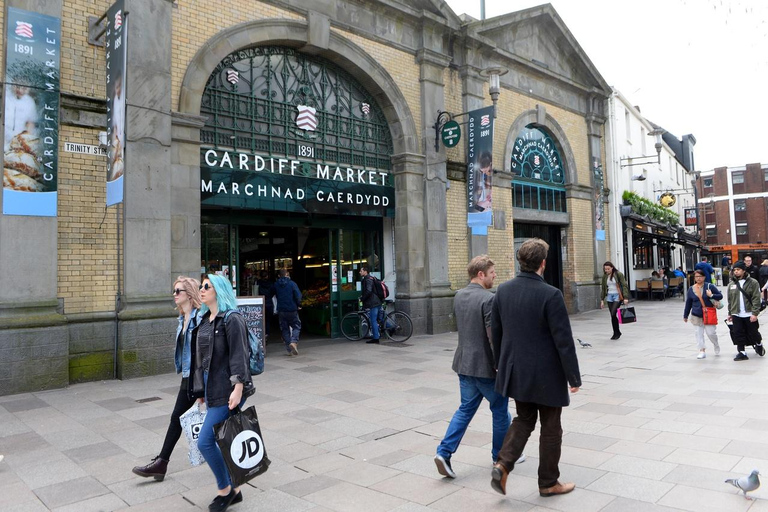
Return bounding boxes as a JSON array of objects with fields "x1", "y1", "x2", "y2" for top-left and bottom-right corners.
[
  {"x1": 708, "y1": 283, "x2": 724, "y2": 310},
  {"x1": 734, "y1": 279, "x2": 766, "y2": 313},
  {"x1": 696, "y1": 285, "x2": 718, "y2": 325}
]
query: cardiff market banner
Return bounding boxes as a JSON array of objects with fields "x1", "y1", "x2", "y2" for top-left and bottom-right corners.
[
  {"x1": 466, "y1": 106, "x2": 495, "y2": 235},
  {"x1": 3, "y1": 7, "x2": 60, "y2": 216},
  {"x1": 105, "y1": 0, "x2": 127, "y2": 206}
]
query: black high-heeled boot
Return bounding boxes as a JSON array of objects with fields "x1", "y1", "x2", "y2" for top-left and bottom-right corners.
[{"x1": 132, "y1": 456, "x2": 169, "y2": 481}]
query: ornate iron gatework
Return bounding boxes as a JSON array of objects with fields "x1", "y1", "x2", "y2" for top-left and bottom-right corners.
[{"x1": 201, "y1": 46, "x2": 393, "y2": 173}]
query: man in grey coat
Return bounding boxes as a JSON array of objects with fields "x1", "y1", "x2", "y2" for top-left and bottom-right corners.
[
  {"x1": 490, "y1": 238, "x2": 581, "y2": 498},
  {"x1": 434, "y1": 255, "x2": 518, "y2": 478}
]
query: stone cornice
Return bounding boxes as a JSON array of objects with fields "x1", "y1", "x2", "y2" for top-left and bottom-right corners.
[{"x1": 415, "y1": 48, "x2": 452, "y2": 69}]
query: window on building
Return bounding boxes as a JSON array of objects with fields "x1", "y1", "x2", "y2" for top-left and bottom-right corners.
[
  {"x1": 764, "y1": 168, "x2": 768, "y2": 182},
  {"x1": 736, "y1": 224, "x2": 749, "y2": 244},
  {"x1": 733, "y1": 172, "x2": 745, "y2": 194},
  {"x1": 706, "y1": 227, "x2": 717, "y2": 242},
  {"x1": 734, "y1": 198, "x2": 747, "y2": 222},
  {"x1": 705, "y1": 208, "x2": 716, "y2": 225},
  {"x1": 658, "y1": 241, "x2": 671, "y2": 269},
  {"x1": 733, "y1": 172, "x2": 745, "y2": 184},
  {"x1": 511, "y1": 126, "x2": 567, "y2": 213},
  {"x1": 632, "y1": 233, "x2": 654, "y2": 269},
  {"x1": 703, "y1": 177, "x2": 713, "y2": 188},
  {"x1": 641, "y1": 127, "x2": 646, "y2": 154},
  {"x1": 625, "y1": 110, "x2": 631, "y2": 141}
]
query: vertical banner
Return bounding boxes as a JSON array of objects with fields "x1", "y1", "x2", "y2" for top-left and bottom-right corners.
[
  {"x1": 466, "y1": 106, "x2": 495, "y2": 235},
  {"x1": 3, "y1": 8, "x2": 60, "y2": 216},
  {"x1": 105, "y1": 0, "x2": 127, "y2": 206}
]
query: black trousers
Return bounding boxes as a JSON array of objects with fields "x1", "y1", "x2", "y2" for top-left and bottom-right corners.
[
  {"x1": 497, "y1": 400, "x2": 563, "y2": 489},
  {"x1": 607, "y1": 300, "x2": 621, "y2": 336},
  {"x1": 159, "y1": 377, "x2": 197, "y2": 461},
  {"x1": 730, "y1": 316, "x2": 762, "y2": 351}
]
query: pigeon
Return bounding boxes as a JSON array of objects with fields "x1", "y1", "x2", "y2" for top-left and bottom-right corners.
[
  {"x1": 577, "y1": 338, "x2": 592, "y2": 348},
  {"x1": 725, "y1": 469, "x2": 760, "y2": 499}
]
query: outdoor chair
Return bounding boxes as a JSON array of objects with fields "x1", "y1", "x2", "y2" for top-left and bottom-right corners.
[
  {"x1": 650, "y1": 280, "x2": 666, "y2": 300},
  {"x1": 635, "y1": 280, "x2": 650, "y2": 300},
  {"x1": 667, "y1": 277, "x2": 683, "y2": 298}
]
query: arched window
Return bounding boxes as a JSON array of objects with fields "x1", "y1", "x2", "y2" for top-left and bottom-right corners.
[{"x1": 510, "y1": 125, "x2": 567, "y2": 213}]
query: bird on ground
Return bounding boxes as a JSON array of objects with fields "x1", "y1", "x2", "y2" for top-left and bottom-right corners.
[
  {"x1": 577, "y1": 338, "x2": 591, "y2": 348},
  {"x1": 725, "y1": 469, "x2": 760, "y2": 499}
]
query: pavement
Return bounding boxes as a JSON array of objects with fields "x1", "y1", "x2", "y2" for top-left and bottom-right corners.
[{"x1": 1, "y1": 295, "x2": 768, "y2": 512}]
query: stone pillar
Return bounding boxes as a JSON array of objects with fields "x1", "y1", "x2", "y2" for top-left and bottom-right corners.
[
  {"x1": 460, "y1": 65, "x2": 488, "y2": 258},
  {"x1": 117, "y1": 0, "x2": 177, "y2": 379},
  {"x1": 417, "y1": 47, "x2": 453, "y2": 334},
  {"x1": 0, "y1": 0, "x2": 67, "y2": 394},
  {"x1": 586, "y1": 95, "x2": 607, "y2": 280}
]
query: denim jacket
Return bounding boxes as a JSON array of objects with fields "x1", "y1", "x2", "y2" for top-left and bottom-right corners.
[{"x1": 174, "y1": 308, "x2": 200, "y2": 377}]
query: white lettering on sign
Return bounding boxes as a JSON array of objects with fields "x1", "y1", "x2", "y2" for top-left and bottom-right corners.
[{"x1": 63, "y1": 142, "x2": 107, "y2": 156}]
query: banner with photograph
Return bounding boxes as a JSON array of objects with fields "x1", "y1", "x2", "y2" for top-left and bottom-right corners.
[
  {"x1": 105, "y1": 0, "x2": 127, "y2": 206},
  {"x1": 466, "y1": 106, "x2": 495, "y2": 235},
  {"x1": 3, "y1": 7, "x2": 60, "y2": 216}
]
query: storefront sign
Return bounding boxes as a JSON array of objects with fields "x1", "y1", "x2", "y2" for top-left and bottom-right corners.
[
  {"x1": 3, "y1": 7, "x2": 60, "y2": 216},
  {"x1": 684, "y1": 208, "x2": 697, "y2": 226},
  {"x1": 105, "y1": 0, "x2": 127, "y2": 206},
  {"x1": 200, "y1": 150, "x2": 394, "y2": 217},
  {"x1": 441, "y1": 120, "x2": 461, "y2": 148},
  {"x1": 511, "y1": 126, "x2": 564, "y2": 184},
  {"x1": 466, "y1": 106, "x2": 495, "y2": 235}
]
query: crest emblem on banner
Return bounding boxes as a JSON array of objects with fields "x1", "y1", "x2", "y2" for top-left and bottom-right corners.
[
  {"x1": 360, "y1": 103, "x2": 370, "y2": 116},
  {"x1": 480, "y1": 115, "x2": 490, "y2": 127},
  {"x1": 15, "y1": 21, "x2": 33, "y2": 39},
  {"x1": 114, "y1": 10, "x2": 123, "y2": 30},
  {"x1": 227, "y1": 70, "x2": 239, "y2": 84},
  {"x1": 296, "y1": 105, "x2": 318, "y2": 131}
]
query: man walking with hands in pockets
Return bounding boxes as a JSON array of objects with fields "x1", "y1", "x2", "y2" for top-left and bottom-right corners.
[
  {"x1": 434, "y1": 255, "x2": 523, "y2": 478},
  {"x1": 490, "y1": 238, "x2": 582, "y2": 498}
]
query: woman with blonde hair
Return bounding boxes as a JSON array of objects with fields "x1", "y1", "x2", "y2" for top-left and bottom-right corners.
[{"x1": 132, "y1": 276, "x2": 202, "y2": 481}]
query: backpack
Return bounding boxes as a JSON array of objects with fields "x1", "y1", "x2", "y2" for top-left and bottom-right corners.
[
  {"x1": 372, "y1": 276, "x2": 390, "y2": 300},
  {"x1": 224, "y1": 310, "x2": 265, "y2": 376}
]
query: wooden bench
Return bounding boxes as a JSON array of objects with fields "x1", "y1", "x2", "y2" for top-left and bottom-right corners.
[{"x1": 635, "y1": 280, "x2": 650, "y2": 300}]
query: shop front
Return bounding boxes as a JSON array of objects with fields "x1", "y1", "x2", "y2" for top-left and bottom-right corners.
[{"x1": 198, "y1": 46, "x2": 395, "y2": 337}]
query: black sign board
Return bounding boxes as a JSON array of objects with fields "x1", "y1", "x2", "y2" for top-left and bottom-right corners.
[{"x1": 236, "y1": 297, "x2": 265, "y2": 348}]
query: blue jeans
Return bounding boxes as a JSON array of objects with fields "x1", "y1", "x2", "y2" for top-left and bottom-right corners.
[
  {"x1": 437, "y1": 374, "x2": 511, "y2": 462},
  {"x1": 368, "y1": 306, "x2": 381, "y2": 340},
  {"x1": 199, "y1": 373, "x2": 247, "y2": 490},
  {"x1": 278, "y1": 311, "x2": 301, "y2": 351}
]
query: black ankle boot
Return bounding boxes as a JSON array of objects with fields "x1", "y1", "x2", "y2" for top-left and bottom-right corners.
[{"x1": 132, "y1": 456, "x2": 169, "y2": 481}]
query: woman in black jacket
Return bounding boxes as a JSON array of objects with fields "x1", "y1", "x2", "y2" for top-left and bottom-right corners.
[
  {"x1": 599, "y1": 262, "x2": 630, "y2": 340},
  {"x1": 190, "y1": 274, "x2": 254, "y2": 512},
  {"x1": 683, "y1": 269, "x2": 723, "y2": 359}
]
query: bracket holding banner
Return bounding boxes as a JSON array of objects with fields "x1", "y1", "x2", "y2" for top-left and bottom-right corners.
[
  {"x1": 87, "y1": 13, "x2": 108, "y2": 46},
  {"x1": 433, "y1": 110, "x2": 469, "y2": 152}
]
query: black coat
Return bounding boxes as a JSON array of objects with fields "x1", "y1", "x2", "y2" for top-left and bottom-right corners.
[{"x1": 491, "y1": 272, "x2": 582, "y2": 407}]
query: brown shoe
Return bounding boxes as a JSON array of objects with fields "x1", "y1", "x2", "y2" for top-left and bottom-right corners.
[
  {"x1": 539, "y1": 481, "x2": 575, "y2": 497},
  {"x1": 290, "y1": 343, "x2": 299, "y2": 355},
  {"x1": 490, "y1": 463, "x2": 509, "y2": 495},
  {"x1": 132, "y1": 456, "x2": 168, "y2": 481}
]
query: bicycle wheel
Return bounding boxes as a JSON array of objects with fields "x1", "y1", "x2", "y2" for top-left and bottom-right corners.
[
  {"x1": 384, "y1": 311, "x2": 413, "y2": 342},
  {"x1": 340, "y1": 312, "x2": 369, "y2": 341}
]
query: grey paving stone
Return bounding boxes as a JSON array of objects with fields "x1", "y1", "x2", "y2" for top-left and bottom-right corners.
[
  {"x1": 115, "y1": 493, "x2": 201, "y2": 511},
  {"x1": 404, "y1": 387, "x2": 450, "y2": 397},
  {"x1": 52, "y1": 492, "x2": 127, "y2": 512},
  {"x1": 574, "y1": 403, "x2": 638, "y2": 416},
  {"x1": 33, "y1": 475, "x2": 109, "y2": 509},
  {"x1": 562, "y1": 432, "x2": 618, "y2": 451},
  {"x1": 370, "y1": 472, "x2": 461, "y2": 505},
  {"x1": 335, "y1": 359, "x2": 374, "y2": 367},
  {"x1": 430, "y1": 487, "x2": 532, "y2": 512},
  {"x1": 1, "y1": 397, "x2": 51, "y2": 413},
  {"x1": 304, "y1": 481, "x2": 406, "y2": 512},
  {"x1": 270, "y1": 441, "x2": 328, "y2": 463},
  {"x1": 15, "y1": 457, "x2": 89, "y2": 489},
  {"x1": 285, "y1": 407, "x2": 342, "y2": 424},
  {"x1": 294, "y1": 451, "x2": 357, "y2": 474},
  {"x1": 315, "y1": 416, "x2": 382, "y2": 437},
  {"x1": 599, "y1": 496, "x2": 688, "y2": 512},
  {"x1": 604, "y1": 440, "x2": 677, "y2": 461},
  {"x1": 230, "y1": 488, "x2": 316, "y2": 512},
  {"x1": 107, "y1": 476, "x2": 189, "y2": 506},
  {"x1": 522, "y1": 487, "x2": 617, "y2": 512},
  {"x1": 662, "y1": 402, "x2": 732, "y2": 415},
  {"x1": 597, "y1": 454, "x2": 677, "y2": 480},
  {"x1": 585, "y1": 472, "x2": 674, "y2": 503},
  {"x1": 662, "y1": 448, "x2": 741, "y2": 471},
  {"x1": 327, "y1": 460, "x2": 402, "y2": 487},
  {"x1": 0, "y1": 431, "x2": 50, "y2": 455},
  {"x1": 389, "y1": 368, "x2": 424, "y2": 375},
  {"x1": 322, "y1": 390, "x2": 374, "y2": 403},
  {"x1": 93, "y1": 397, "x2": 148, "y2": 412},
  {"x1": 295, "y1": 366, "x2": 331, "y2": 373},
  {"x1": 657, "y1": 484, "x2": 752, "y2": 512},
  {"x1": 648, "y1": 432, "x2": 729, "y2": 453},
  {"x1": 277, "y1": 475, "x2": 342, "y2": 498}
]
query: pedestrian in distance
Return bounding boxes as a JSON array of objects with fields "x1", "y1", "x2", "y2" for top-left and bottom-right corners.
[
  {"x1": 434, "y1": 255, "x2": 524, "y2": 479},
  {"x1": 758, "y1": 259, "x2": 768, "y2": 293},
  {"x1": 490, "y1": 238, "x2": 581, "y2": 498},
  {"x1": 727, "y1": 261, "x2": 765, "y2": 361},
  {"x1": 190, "y1": 274, "x2": 255, "y2": 512},
  {"x1": 359, "y1": 265, "x2": 382, "y2": 344},
  {"x1": 683, "y1": 269, "x2": 722, "y2": 359},
  {"x1": 743, "y1": 255, "x2": 760, "y2": 283},
  {"x1": 132, "y1": 276, "x2": 202, "y2": 481},
  {"x1": 271, "y1": 269, "x2": 302, "y2": 355},
  {"x1": 695, "y1": 256, "x2": 716, "y2": 284},
  {"x1": 599, "y1": 261, "x2": 629, "y2": 340}
]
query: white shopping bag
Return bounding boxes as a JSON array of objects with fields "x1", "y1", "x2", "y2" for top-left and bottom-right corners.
[{"x1": 180, "y1": 402, "x2": 207, "y2": 466}]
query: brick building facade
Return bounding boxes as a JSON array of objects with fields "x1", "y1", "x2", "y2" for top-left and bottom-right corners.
[{"x1": 0, "y1": 0, "x2": 612, "y2": 394}]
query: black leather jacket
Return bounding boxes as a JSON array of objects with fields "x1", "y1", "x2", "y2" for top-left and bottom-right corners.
[
  {"x1": 361, "y1": 275, "x2": 382, "y2": 309},
  {"x1": 190, "y1": 309, "x2": 255, "y2": 407}
]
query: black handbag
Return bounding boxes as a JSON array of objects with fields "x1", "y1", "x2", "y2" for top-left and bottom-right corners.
[
  {"x1": 618, "y1": 305, "x2": 636, "y2": 324},
  {"x1": 215, "y1": 406, "x2": 270, "y2": 486}
]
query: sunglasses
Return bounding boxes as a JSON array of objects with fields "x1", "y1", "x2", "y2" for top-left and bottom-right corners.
[
  {"x1": 172, "y1": 288, "x2": 186, "y2": 296},
  {"x1": 199, "y1": 283, "x2": 213, "y2": 291}
]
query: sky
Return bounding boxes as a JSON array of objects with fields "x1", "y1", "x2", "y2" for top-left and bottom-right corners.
[{"x1": 443, "y1": 0, "x2": 768, "y2": 171}]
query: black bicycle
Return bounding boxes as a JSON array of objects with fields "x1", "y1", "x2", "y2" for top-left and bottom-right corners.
[{"x1": 340, "y1": 301, "x2": 413, "y2": 342}]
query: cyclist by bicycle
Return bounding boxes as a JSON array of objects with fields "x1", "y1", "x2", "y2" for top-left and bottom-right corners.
[{"x1": 359, "y1": 265, "x2": 382, "y2": 344}]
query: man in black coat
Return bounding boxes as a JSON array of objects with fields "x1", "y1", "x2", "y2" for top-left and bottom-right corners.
[{"x1": 490, "y1": 238, "x2": 582, "y2": 498}]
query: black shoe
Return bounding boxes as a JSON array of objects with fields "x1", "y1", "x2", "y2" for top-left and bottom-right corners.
[
  {"x1": 231, "y1": 491, "x2": 243, "y2": 504},
  {"x1": 610, "y1": 334, "x2": 620, "y2": 340},
  {"x1": 132, "y1": 456, "x2": 168, "y2": 481},
  {"x1": 755, "y1": 344, "x2": 765, "y2": 357},
  {"x1": 366, "y1": 339, "x2": 380, "y2": 344},
  {"x1": 209, "y1": 489, "x2": 236, "y2": 512},
  {"x1": 734, "y1": 352, "x2": 749, "y2": 361}
]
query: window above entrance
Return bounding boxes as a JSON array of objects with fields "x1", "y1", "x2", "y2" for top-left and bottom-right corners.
[{"x1": 511, "y1": 125, "x2": 567, "y2": 212}]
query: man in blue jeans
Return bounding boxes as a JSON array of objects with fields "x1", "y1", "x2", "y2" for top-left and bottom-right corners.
[
  {"x1": 271, "y1": 269, "x2": 302, "y2": 355},
  {"x1": 434, "y1": 255, "x2": 523, "y2": 478}
]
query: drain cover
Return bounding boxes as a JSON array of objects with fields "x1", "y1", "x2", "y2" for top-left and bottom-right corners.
[{"x1": 135, "y1": 396, "x2": 162, "y2": 403}]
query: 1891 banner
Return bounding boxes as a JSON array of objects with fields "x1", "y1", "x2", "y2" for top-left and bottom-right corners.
[
  {"x1": 466, "y1": 106, "x2": 495, "y2": 234},
  {"x1": 3, "y1": 7, "x2": 60, "y2": 216},
  {"x1": 105, "y1": 0, "x2": 127, "y2": 206}
]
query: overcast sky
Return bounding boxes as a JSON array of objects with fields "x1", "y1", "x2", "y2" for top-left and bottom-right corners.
[{"x1": 444, "y1": 0, "x2": 768, "y2": 171}]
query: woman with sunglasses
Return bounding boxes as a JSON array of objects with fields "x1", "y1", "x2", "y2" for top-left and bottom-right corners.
[
  {"x1": 191, "y1": 274, "x2": 255, "y2": 512},
  {"x1": 683, "y1": 269, "x2": 722, "y2": 359},
  {"x1": 132, "y1": 276, "x2": 202, "y2": 481}
]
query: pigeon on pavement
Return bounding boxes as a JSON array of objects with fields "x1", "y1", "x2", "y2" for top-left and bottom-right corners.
[
  {"x1": 725, "y1": 469, "x2": 760, "y2": 499},
  {"x1": 577, "y1": 338, "x2": 592, "y2": 348}
]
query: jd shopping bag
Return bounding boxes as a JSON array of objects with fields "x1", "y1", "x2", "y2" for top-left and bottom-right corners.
[
  {"x1": 617, "y1": 305, "x2": 636, "y2": 324},
  {"x1": 215, "y1": 405, "x2": 270, "y2": 486},
  {"x1": 179, "y1": 402, "x2": 207, "y2": 466}
]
